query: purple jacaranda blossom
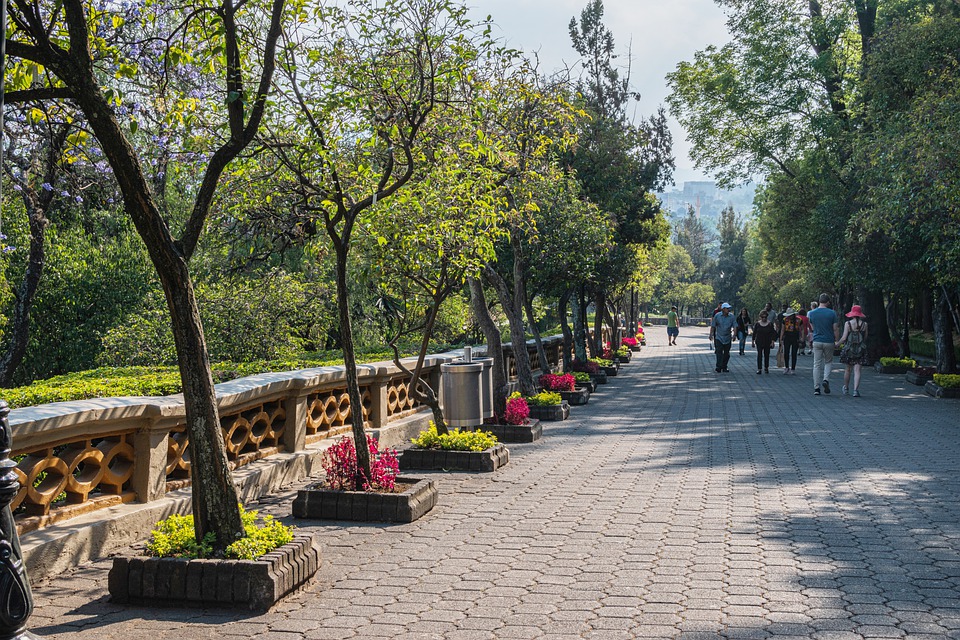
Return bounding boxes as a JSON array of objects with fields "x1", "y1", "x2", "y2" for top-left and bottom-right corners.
[
  {"x1": 75, "y1": 195, "x2": 83, "y2": 204},
  {"x1": 61, "y1": 190, "x2": 70, "y2": 197},
  {"x1": 41, "y1": 183, "x2": 53, "y2": 191}
]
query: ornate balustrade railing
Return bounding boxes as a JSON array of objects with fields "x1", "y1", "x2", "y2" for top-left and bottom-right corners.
[{"x1": 9, "y1": 337, "x2": 562, "y2": 534}]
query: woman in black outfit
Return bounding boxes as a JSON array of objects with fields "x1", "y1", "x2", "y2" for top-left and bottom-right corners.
[{"x1": 751, "y1": 310, "x2": 777, "y2": 374}]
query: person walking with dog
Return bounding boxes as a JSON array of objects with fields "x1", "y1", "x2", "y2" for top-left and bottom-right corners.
[{"x1": 837, "y1": 305, "x2": 869, "y2": 397}]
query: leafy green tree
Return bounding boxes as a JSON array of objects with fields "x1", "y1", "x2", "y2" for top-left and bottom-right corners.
[
  {"x1": 7, "y1": 0, "x2": 288, "y2": 551},
  {"x1": 713, "y1": 206, "x2": 749, "y2": 308}
]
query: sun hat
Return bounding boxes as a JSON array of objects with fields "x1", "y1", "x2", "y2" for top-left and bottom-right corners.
[
  {"x1": 846, "y1": 305, "x2": 866, "y2": 318},
  {"x1": 721, "y1": 302, "x2": 732, "y2": 309},
  {"x1": 784, "y1": 308, "x2": 796, "y2": 316}
]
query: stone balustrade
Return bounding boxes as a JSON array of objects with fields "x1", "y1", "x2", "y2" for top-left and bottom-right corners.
[{"x1": 9, "y1": 337, "x2": 564, "y2": 537}]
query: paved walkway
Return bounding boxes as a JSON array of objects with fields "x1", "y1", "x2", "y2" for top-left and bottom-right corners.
[{"x1": 30, "y1": 328, "x2": 960, "y2": 639}]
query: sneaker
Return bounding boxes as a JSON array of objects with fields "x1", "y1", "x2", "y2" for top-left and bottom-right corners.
[
  {"x1": 783, "y1": 368, "x2": 789, "y2": 375},
  {"x1": 822, "y1": 380, "x2": 831, "y2": 394},
  {"x1": 814, "y1": 388, "x2": 821, "y2": 395},
  {"x1": 716, "y1": 368, "x2": 722, "y2": 373},
  {"x1": 764, "y1": 369, "x2": 769, "y2": 374},
  {"x1": 757, "y1": 369, "x2": 762, "y2": 375},
  {"x1": 852, "y1": 390, "x2": 861, "y2": 397},
  {"x1": 722, "y1": 368, "x2": 730, "y2": 373},
  {"x1": 842, "y1": 385, "x2": 849, "y2": 395}
]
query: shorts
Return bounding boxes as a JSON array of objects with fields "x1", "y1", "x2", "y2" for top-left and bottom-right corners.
[{"x1": 667, "y1": 327, "x2": 679, "y2": 337}]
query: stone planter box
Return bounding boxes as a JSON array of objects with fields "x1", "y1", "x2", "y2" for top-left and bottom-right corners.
[
  {"x1": 475, "y1": 421, "x2": 542, "y2": 443},
  {"x1": 399, "y1": 444, "x2": 509, "y2": 472},
  {"x1": 527, "y1": 402, "x2": 570, "y2": 422},
  {"x1": 559, "y1": 388, "x2": 590, "y2": 406},
  {"x1": 600, "y1": 365, "x2": 618, "y2": 377},
  {"x1": 905, "y1": 371, "x2": 934, "y2": 386},
  {"x1": 615, "y1": 352, "x2": 632, "y2": 363},
  {"x1": 108, "y1": 534, "x2": 321, "y2": 611},
  {"x1": 590, "y1": 372, "x2": 608, "y2": 385},
  {"x1": 925, "y1": 381, "x2": 960, "y2": 399},
  {"x1": 875, "y1": 363, "x2": 911, "y2": 374},
  {"x1": 292, "y1": 476, "x2": 437, "y2": 523},
  {"x1": 629, "y1": 345, "x2": 641, "y2": 352},
  {"x1": 576, "y1": 380, "x2": 597, "y2": 393}
]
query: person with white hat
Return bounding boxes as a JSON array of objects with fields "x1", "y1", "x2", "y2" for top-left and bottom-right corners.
[
  {"x1": 779, "y1": 308, "x2": 803, "y2": 374},
  {"x1": 711, "y1": 303, "x2": 737, "y2": 373},
  {"x1": 837, "y1": 305, "x2": 869, "y2": 396}
]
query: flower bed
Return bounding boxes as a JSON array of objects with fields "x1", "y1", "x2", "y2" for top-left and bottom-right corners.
[
  {"x1": 876, "y1": 357, "x2": 917, "y2": 374},
  {"x1": 400, "y1": 444, "x2": 509, "y2": 472},
  {"x1": 558, "y1": 387, "x2": 589, "y2": 406},
  {"x1": 293, "y1": 476, "x2": 437, "y2": 522},
  {"x1": 925, "y1": 374, "x2": 960, "y2": 399},
  {"x1": 539, "y1": 373, "x2": 576, "y2": 392},
  {"x1": 905, "y1": 366, "x2": 936, "y2": 386},
  {"x1": 475, "y1": 420, "x2": 542, "y2": 443},
  {"x1": 527, "y1": 401, "x2": 570, "y2": 422}
]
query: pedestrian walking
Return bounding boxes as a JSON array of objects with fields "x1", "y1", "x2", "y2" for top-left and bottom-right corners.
[
  {"x1": 838, "y1": 305, "x2": 869, "y2": 397},
  {"x1": 798, "y1": 309, "x2": 812, "y2": 355},
  {"x1": 710, "y1": 303, "x2": 737, "y2": 373},
  {"x1": 808, "y1": 293, "x2": 840, "y2": 395},
  {"x1": 752, "y1": 310, "x2": 777, "y2": 374},
  {"x1": 736, "y1": 308, "x2": 751, "y2": 356},
  {"x1": 666, "y1": 306, "x2": 679, "y2": 346},
  {"x1": 761, "y1": 302, "x2": 777, "y2": 333},
  {"x1": 779, "y1": 308, "x2": 802, "y2": 374}
]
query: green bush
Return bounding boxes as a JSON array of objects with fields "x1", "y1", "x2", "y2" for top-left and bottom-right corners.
[
  {"x1": 909, "y1": 332, "x2": 960, "y2": 360},
  {"x1": 934, "y1": 374, "x2": 960, "y2": 389},
  {"x1": 411, "y1": 423, "x2": 498, "y2": 451},
  {"x1": 145, "y1": 506, "x2": 294, "y2": 560},
  {"x1": 572, "y1": 371, "x2": 591, "y2": 383},
  {"x1": 527, "y1": 391, "x2": 562, "y2": 406},
  {"x1": 588, "y1": 357, "x2": 613, "y2": 367},
  {"x1": 880, "y1": 357, "x2": 917, "y2": 368}
]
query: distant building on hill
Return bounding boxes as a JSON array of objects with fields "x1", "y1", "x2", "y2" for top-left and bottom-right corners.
[{"x1": 657, "y1": 181, "x2": 756, "y2": 225}]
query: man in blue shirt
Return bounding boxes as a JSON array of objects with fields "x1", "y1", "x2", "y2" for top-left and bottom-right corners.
[
  {"x1": 710, "y1": 302, "x2": 737, "y2": 373},
  {"x1": 808, "y1": 293, "x2": 840, "y2": 395}
]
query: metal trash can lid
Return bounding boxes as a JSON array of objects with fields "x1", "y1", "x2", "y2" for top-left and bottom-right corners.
[{"x1": 440, "y1": 362, "x2": 484, "y2": 373}]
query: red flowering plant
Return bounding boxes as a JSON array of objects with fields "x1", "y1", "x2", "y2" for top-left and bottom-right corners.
[
  {"x1": 622, "y1": 336, "x2": 638, "y2": 348},
  {"x1": 539, "y1": 373, "x2": 575, "y2": 392},
  {"x1": 571, "y1": 359, "x2": 600, "y2": 374},
  {"x1": 321, "y1": 435, "x2": 399, "y2": 492},
  {"x1": 503, "y1": 392, "x2": 530, "y2": 425},
  {"x1": 602, "y1": 348, "x2": 614, "y2": 360}
]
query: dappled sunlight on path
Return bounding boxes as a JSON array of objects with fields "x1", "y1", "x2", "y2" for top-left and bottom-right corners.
[{"x1": 29, "y1": 324, "x2": 960, "y2": 639}]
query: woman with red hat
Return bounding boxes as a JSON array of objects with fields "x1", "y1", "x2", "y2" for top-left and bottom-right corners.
[{"x1": 837, "y1": 305, "x2": 869, "y2": 397}]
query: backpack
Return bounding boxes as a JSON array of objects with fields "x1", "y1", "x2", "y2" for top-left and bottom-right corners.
[{"x1": 847, "y1": 321, "x2": 864, "y2": 356}]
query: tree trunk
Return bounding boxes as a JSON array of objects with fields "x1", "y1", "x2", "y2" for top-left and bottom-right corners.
[
  {"x1": 334, "y1": 245, "x2": 373, "y2": 487},
  {"x1": 901, "y1": 296, "x2": 911, "y2": 359},
  {"x1": 933, "y1": 289, "x2": 957, "y2": 373},
  {"x1": 922, "y1": 288, "x2": 934, "y2": 332},
  {"x1": 571, "y1": 286, "x2": 587, "y2": 362},
  {"x1": 483, "y1": 265, "x2": 535, "y2": 396},
  {"x1": 468, "y1": 277, "x2": 507, "y2": 419},
  {"x1": 861, "y1": 289, "x2": 890, "y2": 351},
  {"x1": 524, "y1": 296, "x2": 549, "y2": 377},
  {"x1": 0, "y1": 198, "x2": 48, "y2": 387},
  {"x1": 558, "y1": 289, "x2": 574, "y2": 371},
  {"x1": 593, "y1": 289, "x2": 606, "y2": 356}
]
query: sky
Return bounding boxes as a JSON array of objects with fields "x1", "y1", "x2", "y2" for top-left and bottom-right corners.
[{"x1": 465, "y1": 0, "x2": 732, "y2": 188}]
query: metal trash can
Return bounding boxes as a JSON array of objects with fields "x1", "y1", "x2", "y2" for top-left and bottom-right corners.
[
  {"x1": 440, "y1": 361, "x2": 484, "y2": 427},
  {"x1": 472, "y1": 356, "x2": 494, "y2": 420}
]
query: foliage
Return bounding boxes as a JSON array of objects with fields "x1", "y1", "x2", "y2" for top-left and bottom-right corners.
[
  {"x1": 571, "y1": 359, "x2": 600, "y2": 374},
  {"x1": 615, "y1": 347, "x2": 629, "y2": 358},
  {"x1": 539, "y1": 373, "x2": 575, "y2": 392},
  {"x1": 572, "y1": 371, "x2": 591, "y2": 383},
  {"x1": 145, "y1": 507, "x2": 294, "y2": 560},
  {"x1": 588, "y1": 357, "x2": 612, "y2": 368},
  {"x1": 503, "y1": 392, "x2": 530, "y2": 425},
  {"x1": 880, "y1": 357, "x2": 917, "y2": 369},
  {"x1": 411, "y1": 423, "x2": 498, "y2": 451},
  {"x1": 527, "y1": 391, "x2": 562, "y2": 406},
  {"x1": 321, "y1": 436, "x2": 399, "y2": 493},
  {"x1": 622, "y1": 337, "x2": 638, "y2": 347},
  {"x1": 933, "y1": 374, "x2": 960, "y2": 390},
  {"x1": 913, "y1": 366, "x2": 936, "y2": 377}
]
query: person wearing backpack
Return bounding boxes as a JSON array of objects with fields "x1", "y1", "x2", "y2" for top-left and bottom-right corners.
[{"x1": 837, "y1": 305, "x2": 869, "y2": 397}]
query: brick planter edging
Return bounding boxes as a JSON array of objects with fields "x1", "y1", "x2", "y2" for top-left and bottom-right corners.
[
  {"x1": 108, "y1": 534, "x2": 320, "y2": 611},
  {"x1": 576, "y1": 380, "x2": 597, "y2": 393},
  {"x1": 590, "y1": 372, "x2": 608, "y2": 385},
  {"x1": 475, "y1": 421, "x2": 542, "y2": 443},
  {"x1": 600, "y1": 365, "x2": 618, "y2": 377},
  {"x1": 528, "y1": 402, "x2": 570, "y2": 422},
  {"x1": 905, "y1": 371, "x2": 933, "y2": 386},
  {"x1": 925, "y1": 381, "x2": 960, "y2": 399},
  {"x1": 875, "y1": 363, "x2": 911, "y2": 374},
  {"x1": 399, "y1": 444, "x2": 509, "y2": 472},
  {"x1": 559, "y1": 388, "x2": 590, "y2": 406},
  {"x1": 292, "y1": 476, "x2": 437, "y2": 523}
]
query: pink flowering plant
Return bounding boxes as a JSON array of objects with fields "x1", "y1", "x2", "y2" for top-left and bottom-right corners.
[
  {"x1": 571, "y1": 359, "x2": 600, "y2": 374},
  {"x1": 539, "y1": 373, "x2": 575, "y2": 392},
  {"x1": 503, "y1": 392, "x2": 530, "y2": 425},
  {"x1": 622, "y1": 337, "x2": 638, "y2": 347},
  {"x1": 321, "y1": 435, "x2": 399, "y2": 492}
]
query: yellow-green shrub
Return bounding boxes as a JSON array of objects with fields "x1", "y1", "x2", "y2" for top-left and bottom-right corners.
[
  {"x1": 411, "y1": 423, "x2": 498, "y2": 451},
  {"x1": 933, "y1": 374, "x2": 960, "y2": 389},
  {"x1": 527, "y1": 391, "x2": 561, "y2": 406},
  {"x1": 145, "y1": 506, "x2": 294, "y2": 560},
  {"x1": 880, "y1": 357, "x2": 916, "y2": 368}
]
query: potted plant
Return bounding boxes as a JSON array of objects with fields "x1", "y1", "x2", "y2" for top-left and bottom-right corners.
[
  {"x1": 572, "y1": 370, "x2": 596, "y2": 393},
  {"x1": 109, "y1": 507, "x2": 319, "y2": 610},
  {"x1": 637, "y1": 329, "x2": 646, "y2": 346},
  {"x1": 905, "y1": 365, "x2": 936, "y2": 386},
  {"x1": 876, "y1": 357, "x2": 917, "y2": 374},
  {"x1": 401, "y1": 423, "x2": 510, "y2": 470},
  {"x1": 474, "y1": 393, "x2": 543, "y2": 443},
  {"x1": 590, "y1": 357, "x2": 618, "y2": 377},
  {"x1": 622, "y1": 336, "x2": 640, "y2": 352},
  {"x1": 539, "y1": 372, "x2": 589, "y2": 406},
  {"x1": 525, "y1": 391, "x2": 570, "y2": 421},
  {"x1": 293, "y1": 435, "x2": 438, "y2": 523},
  {"x1": 573, "y1": 358, "x2": 606, "y2": 384},
  {"x1": 613, "y1": 346, "x2": 631, "y2": 364},
  {"x1": 925, "y1": 374, "x2": 960, "y2": 399}
]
